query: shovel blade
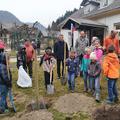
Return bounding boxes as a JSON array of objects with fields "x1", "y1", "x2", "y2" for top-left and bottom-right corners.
[{"x1": 47, "y1": 84, "x2": 54, "y2": 94}]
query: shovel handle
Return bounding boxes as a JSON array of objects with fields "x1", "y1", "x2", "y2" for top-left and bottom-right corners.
[{"x1": 50, "y1": 65, "x2": 53, "y2": 84}]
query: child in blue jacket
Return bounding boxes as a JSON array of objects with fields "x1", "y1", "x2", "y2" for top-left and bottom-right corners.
[{"x1": 66, "y1": 50, "x2": 79, "y2": 92}]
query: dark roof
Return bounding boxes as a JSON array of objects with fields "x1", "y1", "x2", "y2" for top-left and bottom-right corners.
[
  {"x1": 81, "y1": 0, "x2": 100, "y2": 6},
  {"x1": 70, "y1": 18, "x2": 107, "y2": 27},
  {"x1": 70, "y1": 8, "x2": 84, "y2": 19},
  {"x1": 81, "y1": 0, "x2": 88, "y2": 6},
  {"x1": 58, "y1": 0, "x2": 120, "y2": 29},
  {"x1": 70, "y1": 0, "x2": 120, "y2": 19},
  {"x1": 82, "y1": 0, "x2": 120, "y2": 18},
  {"x1": 61, "y1": 17, "x2": 107, "y2": 29}
]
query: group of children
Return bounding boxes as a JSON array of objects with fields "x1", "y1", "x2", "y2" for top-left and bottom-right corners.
[
  {"x1": 41, "y1": 37, "x2": 119, "y2": 104},
  {"x1": 81, "y1": 40, "x2": 103, "y2": 102},
  {"x1": 0, "y1": 36, "x2": 119, "y2": 114}
]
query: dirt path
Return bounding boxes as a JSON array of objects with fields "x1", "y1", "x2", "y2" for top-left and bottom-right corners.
[
  {"x1": 53, "y1": 93, "x2": 96, "y2": 114},
  {"x1": 2, "y1": 110, "x2": 53, "y2": 120}
]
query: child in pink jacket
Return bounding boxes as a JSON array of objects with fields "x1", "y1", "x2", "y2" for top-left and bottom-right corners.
[{"x1": 94, "y1": 40, "x2": 103, "y2": 64}]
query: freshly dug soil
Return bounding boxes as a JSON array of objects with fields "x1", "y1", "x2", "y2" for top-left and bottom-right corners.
[
  {"x1": 2, "y1": 110, "x2": 53, "y2": 120},
  {"x1": 54, "y1": 93, "x2": 95, "y2": 114},
  {"x1": 92, "y1": 105, "x2": 120, "y2": 120}
]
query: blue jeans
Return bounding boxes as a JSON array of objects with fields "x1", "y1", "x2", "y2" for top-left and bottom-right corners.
[
  {"x1": 107, "y1": 78, "x2": 118, "y2": 102},
  {"x1": 89, "y1": 77, "x2": 95, "y2": 91},
  {"x1": 0, "y1": 85, "x2": 8, "y2": 112},
  {"x1": 68, "y1": 72, "x2": 75, "y2": 91},
  {"x1": 83, "y1": 72, "x2": 90, "y2": 90},
  {"x1": 89, "y1": 76, "x2": 100, "y2": 97}
]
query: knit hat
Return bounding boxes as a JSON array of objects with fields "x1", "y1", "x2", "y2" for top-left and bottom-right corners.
[
  {"x1": 45, "y1": 46, "x2": 52, "y2": 53},
  {"x1": 0, "y1": 40, "x2": 5, "y2": 49},
  {"x1": 91, "y1": 37, "x2": 98, "y2": 43},
  {"x1": 90, "y1": 52, "x2": 97, "y2": 60}
]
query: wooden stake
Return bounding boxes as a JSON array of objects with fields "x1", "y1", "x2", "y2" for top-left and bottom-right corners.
[{"x1": 34, "y1": 50, "x2": 39, "y2": 109}]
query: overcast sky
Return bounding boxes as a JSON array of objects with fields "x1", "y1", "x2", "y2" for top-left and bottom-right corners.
[{"x1": 0, "y1": 0, "x2": 82, "y2": 27}]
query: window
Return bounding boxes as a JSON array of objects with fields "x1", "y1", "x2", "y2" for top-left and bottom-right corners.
[
  {"x1": 88, "y1": 8, "x2": 91, "y2": 12},
  {"x1": 104, "y1": 0, "x2": 108, "y2": 6},
  {"x1": 116, "y1": 25, "x2": 120, "y2": 30}
]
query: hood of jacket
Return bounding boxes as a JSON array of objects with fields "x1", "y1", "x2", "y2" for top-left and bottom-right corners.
[{"x1": 106, "y1": 53, "x2": 119, "y2": 63}]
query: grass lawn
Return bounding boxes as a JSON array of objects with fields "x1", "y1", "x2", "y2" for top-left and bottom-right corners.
[
  {"x1": 9, "y1": 50, "x2": 17, "y2": 57},
  {"x1": 0, "y1": 61, "x2": 120, "y2": 120}
]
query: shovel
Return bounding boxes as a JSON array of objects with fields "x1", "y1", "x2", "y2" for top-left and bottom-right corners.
[
  {"x1": 61, "y1": 42, "x2": 67, "y2": 86},
  {"x1": 5, "y1": 52, "x2": 16, "y2": 112},
  {"x1": 47, "y1": 66, "x2": 54, "y2": 94}
]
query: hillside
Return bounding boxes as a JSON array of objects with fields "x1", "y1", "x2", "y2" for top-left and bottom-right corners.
[
  {"x1": 0, "y1": 10, "x2": 22, "y2": 28},
  {"x1": 0, "y1": 11, "x2": 47, "y2": 33}
]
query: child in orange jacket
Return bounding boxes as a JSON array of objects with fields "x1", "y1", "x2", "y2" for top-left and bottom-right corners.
[{"x1": 103, "y1": 45, "x2": 119, "y2": 104}]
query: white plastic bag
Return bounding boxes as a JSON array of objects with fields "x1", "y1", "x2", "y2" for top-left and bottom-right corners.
[{"x1": 17, "y1": 66, "x2": 32, "y2": 88}]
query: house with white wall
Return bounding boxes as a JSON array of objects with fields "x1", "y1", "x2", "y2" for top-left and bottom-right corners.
[{"x1": 59, "y1": 0, "x2": 120, "y2": 49}]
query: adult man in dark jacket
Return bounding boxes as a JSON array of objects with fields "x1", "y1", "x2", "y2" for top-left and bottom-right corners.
[
  {"x1": 54, "y1": 34, "x2": 69, "y2": 79},
  {"x1": 17, "y1": 45, "x2": 27, "y2": 71}
]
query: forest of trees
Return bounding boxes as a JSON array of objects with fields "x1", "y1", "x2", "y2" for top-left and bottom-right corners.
[{"x1": 48, "y1": 8, "x2": 78, "y2": 31}]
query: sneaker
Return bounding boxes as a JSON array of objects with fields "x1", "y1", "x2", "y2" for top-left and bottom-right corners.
[
  {"x1": 95, "y1": 95, "x2": 100, "y2": 102},
  {"x1": 93, "y1": 92, "x2": 96, "y2": 97},
  {"x1": 96, "y1": 99, "x2": 100, "y2": 103},
  {"x1": 105, "y1": 100, "x2": 114, "y2": 104},
  {"x1": 0, "y1": 109, "x2": 9, "y2": 115},
  {"x1": 88, "y1": 89, "x2": 92, "y2": 92},
  {"x1": 57, "y1": 77, "x2": 60, "y2": 79},
  {"x1": 83, "y1": 90, "x2": 87, "y2": 92},
  {"x1": 83, "y1": 89, "x2": 88, "y2": 92},
  {"x1": 0, "y1": 109, "x2": 4, "y2": 114},
  {"x1": 114, "y1": 97, "x2": 119, "y2": 103},
  {"x1": 71, "y1": 90, "x2": 74, "y2": 93},
  {"x1": 68, "y1": 87, "x2": 72, "y2": 91},
  {"x1": 4, "y1": 109, "x2": 9, "y2": 113}
]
